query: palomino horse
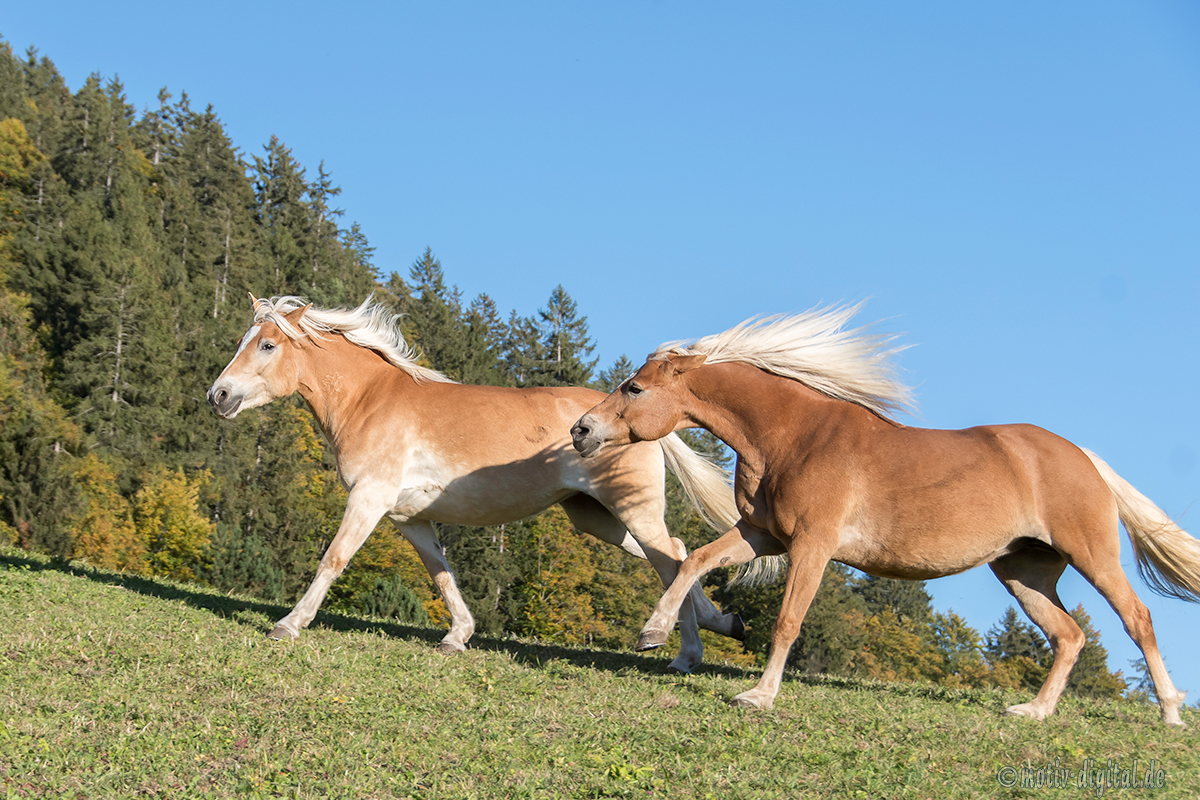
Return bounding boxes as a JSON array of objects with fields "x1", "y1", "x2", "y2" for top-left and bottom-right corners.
[
  {"x1": 572, "y1": 305, "x2": 1200, "y2": 725},
  {"x1": 207, "y1": 295, "x2": 744, "y2": 672}
]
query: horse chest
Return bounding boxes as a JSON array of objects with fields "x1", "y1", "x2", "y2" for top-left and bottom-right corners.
[{"x1": 733, "y1": 463, "x2": 775, "y2": 531}]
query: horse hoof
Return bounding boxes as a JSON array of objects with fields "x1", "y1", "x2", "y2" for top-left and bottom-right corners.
[
  {"x1": 666, "y1": 660, "x2": 695, "y2": 675},
  {"x1": 267, "y1": 626, "x2": 297, "y2": 641},
  {"x1": 434, "y1": 641, "x2": 465, "y2": 655},
  {"x1": 730, "y1": 692, "x2": 771, "y2": 711},
  {"x1": 730, "y1": 614, "x2": 745, "y2": 641},
  {"x1": 1004, "y1": 703, "x2": 1047, "y2": 721},
  {"x1": 636, "y1": 629, "x2": 669, "y2": 652}
]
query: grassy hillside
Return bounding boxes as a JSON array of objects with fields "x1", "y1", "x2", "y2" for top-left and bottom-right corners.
[{"x1": 0, "y1": 548, "x2": 1195, "y2": 799}]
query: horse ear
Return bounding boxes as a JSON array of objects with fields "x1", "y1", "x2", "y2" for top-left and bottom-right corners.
[
  {"x1": 284, "y1": 303, "x2": 313, "y2": 324},
  {"x1": 667, "y1": 353, "x2": 707, "y2": 374}
]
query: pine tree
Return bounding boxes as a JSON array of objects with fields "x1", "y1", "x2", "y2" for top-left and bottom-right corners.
[
  {"x1": 0, "y1": 54, "x2": 83, "y2": 554},
  {"x1": 985, "y1": 606, "x2": 1052, "y2": 692},
  {"x1": 395, "y1": 248, "x2": 469, "y2": 377},
  {"x1": 1125, "y1": 658, "x2": 1156, "y2": 703},
  {"x1": 0, "y1": 40, "x2": 26, "y2": 121},
  {"x1": 507, "y1": 507, "x2": 612, "y2": 645},
  {"x1": 853, "y1": 574, "x2": 934, "y2": 625},
  {"x1": 459, "y1": 293, "x2": 508, "y2": 386},
  {"x1": 501, "y1": 309, "x2": 547, "y2": 387},
  {"x1": 537, "y1": 284, "x2": 597, "y2": 387},
  {"x1": 713, "y1": 562, "x2": 872, "y2": 676},
  {"x1": 252, "y1": 136, "x2": 308, "y2": 294},
  {"x1": 597, "y1": 354, "x2": 636, "y2": 393},
  {"x1": 931, "y1": 610, "x2": 991, "y2": 688},
  {"x1": 440, "y1": 523, "x2": 519, "y2": 635},
  {"x1": 0, "y1": 290, "x2": 82, "y2": 554}
]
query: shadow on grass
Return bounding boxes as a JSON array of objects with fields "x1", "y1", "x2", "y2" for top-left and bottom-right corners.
[
  {"x1": 0, "y1": 549, "x2": 1027, "y2": 712},
  {"x1": 0, "y1": 550, "x2": 751, "y2": 681}
]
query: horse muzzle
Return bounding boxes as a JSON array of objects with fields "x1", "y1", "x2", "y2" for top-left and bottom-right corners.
[
  {"x1": 207, "y1": 382, "x2": 243, "y2": 419},
  {"x1": 570, "y1": 415, "x2": 604, "y2": 458}
]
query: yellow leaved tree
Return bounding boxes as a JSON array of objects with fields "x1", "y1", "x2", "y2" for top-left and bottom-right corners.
[{"x1": 134, "y1": 468, "x2": 214, "y2": 582}]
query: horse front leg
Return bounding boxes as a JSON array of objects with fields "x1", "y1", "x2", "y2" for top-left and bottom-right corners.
[
  {"x1": 637, "y1": 522, "x2": 780, "y2": 652},
  {"x1": 269, "y1": 486, "x2": 391, "y2": 640},
  {"x1": 561, "y1": 494, "x2": 708, "y2": 673},
  {"x1": 730, "y1": 544, "x2": 830, "y2": 711},
  {"x1": 392, "y1": 519, "x2": 475, "y2": 654}
]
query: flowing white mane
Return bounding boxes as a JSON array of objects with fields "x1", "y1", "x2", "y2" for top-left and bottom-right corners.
[
  {"x1": 251, "y1": 295, "x2": 455, "y2": 384},
  {"x1": 652, "y1": 303, "x2": 915, "y2": 419}
]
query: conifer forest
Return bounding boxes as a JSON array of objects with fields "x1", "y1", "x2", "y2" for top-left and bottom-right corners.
[{"x1": 0, "y1": 37, "x2": 1133, "y2": 700}]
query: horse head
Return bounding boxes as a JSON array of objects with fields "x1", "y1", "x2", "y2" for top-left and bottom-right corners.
[
  {"x1": 571, "y1": 352, "x2": 707, "y2": 457},
  {"x1": 207, "y1": 295, "x2": 311, "y2": 419}
]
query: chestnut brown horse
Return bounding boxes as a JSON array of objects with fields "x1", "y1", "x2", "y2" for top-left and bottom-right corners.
[
  {"x1": 208, "y1": 295, "x2": 744, "y2": 672},
  {"x1": 572, "y1": 305, "x2": 1199, "y2": 725}
]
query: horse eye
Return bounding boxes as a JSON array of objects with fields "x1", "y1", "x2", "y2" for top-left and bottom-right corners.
[
  {"x1": 627, "y1": 383, "x2": 644, "y2": 396},
  {"x1": 259, "y1": 340, "x2": 276, "y2": 352}
]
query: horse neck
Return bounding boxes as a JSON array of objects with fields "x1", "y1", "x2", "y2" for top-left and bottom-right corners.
[
  {"x1": 682, "y1": 361, "x2": 832, "y2": 462},
  {"x1": 295, "y1": 335, "x2": 409, "y2": 445}
]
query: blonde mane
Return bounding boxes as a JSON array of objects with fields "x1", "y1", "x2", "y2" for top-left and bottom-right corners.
[
  {"x1": 652, "y1": 303, "x2": 914, "y2": 419},
  {"x1": 252, "y1": 295, "x2": 455, "y2": 384}
]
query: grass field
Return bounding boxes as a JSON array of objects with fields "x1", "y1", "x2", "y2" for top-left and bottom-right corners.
[{"x1": 0, "y1": 547, "x2": 1195, "y2": 799}]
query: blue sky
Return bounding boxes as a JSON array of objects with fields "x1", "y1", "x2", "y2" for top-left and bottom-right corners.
[{"x1": 5, "y1": 2, "x2": 1198, "y2": 703}]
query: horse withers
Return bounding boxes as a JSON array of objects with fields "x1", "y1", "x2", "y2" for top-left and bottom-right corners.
[
  {"x1": 207, "y1": 294, "x2": 744, "y2": 672},
  {"x1": 571, "y1": 305, "x2": 1199, "y2": 725}
]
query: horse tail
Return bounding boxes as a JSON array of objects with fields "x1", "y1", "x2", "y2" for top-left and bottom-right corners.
[
  {"x1": 660, "y1": 433, "x2": 740, "y2": 531},
  {"x1": 1083, "y1": 449, "x2": 1200, "y2": 602},
  {"x1": 659, "y1": 433, "x2": 787, "y2": 586}
]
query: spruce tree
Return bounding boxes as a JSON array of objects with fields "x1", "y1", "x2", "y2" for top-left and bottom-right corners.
[
  {"x1": 597, "y1": 354, "x2": 636, "y2": 393},
  {"x1": 853, "y1": 574, "x2": 934, "y2": 625},
  {"x1": 985, "y1": 606, "x2": 1052, "y2": 691},
  {"x1": 537, "y1": 284, "x2": 597, "y2": 387},
  {"x1": 932, "y1": 610, "x2": 990, "y2": 688},
  {"x1": 501, "y1": 309, "x2": 547, "y2": 387},
  {"x1": 252, "y1": 136, "x2": 308, "y2": 294},
  {"x1": 459, "y1": 293, "x2": 508, "y2": 386},
  {"x1": 397, "y1": 247, "x2": 469, "y2": 377}
]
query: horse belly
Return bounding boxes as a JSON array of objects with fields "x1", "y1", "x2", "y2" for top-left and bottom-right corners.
[
  {"x1": 834, "y1": 500, "x2": 1042, "y2": 581},
  {"x1": 403, "y1": 469, "x2": 572, "y2": 527}
]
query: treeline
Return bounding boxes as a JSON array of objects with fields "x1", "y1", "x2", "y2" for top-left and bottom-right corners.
[{"x1": 0, "y1": 36, "x2": 1133, "y2": 699}]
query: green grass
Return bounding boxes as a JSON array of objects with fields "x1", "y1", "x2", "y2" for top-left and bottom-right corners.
[{"x1": 0, "y1": 548, "x2": 1196, "y2": 799}]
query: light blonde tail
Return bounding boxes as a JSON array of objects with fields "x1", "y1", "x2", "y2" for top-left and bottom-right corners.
[
  {"x1": 1083, "y1": 449, "x2": 1200, "y2": 603},
  {"x1": 660, "y1": 433, "x2": 787, "y2": 586},
  {"x1": 660, "y1": 433, "x2": 740, "y2": 532}
]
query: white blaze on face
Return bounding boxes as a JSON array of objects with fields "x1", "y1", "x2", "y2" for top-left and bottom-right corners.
[{"x1": 235, "y1": 325, "x2": 263, "y2": 358}]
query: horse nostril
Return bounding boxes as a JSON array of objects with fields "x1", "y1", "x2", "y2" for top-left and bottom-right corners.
[
  {"x1": 210, "y1": 388, "x2": 227, "y2": 408},
  {"x1": 572, "y1": 423, "x2": 590, "y2": 439}
]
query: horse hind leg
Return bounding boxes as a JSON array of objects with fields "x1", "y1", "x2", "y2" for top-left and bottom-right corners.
[
  {"x1": 392, "y1": 519, "x2": 476, "y2": 655},
  {"x1": 1068, "y1": 543, "x2": 1188, "y2": 727},
  {"x1": 988, "y1": 547, "x2": 1084, "y2": 722},
  {"x1": 560, "y1": 494, "x2": 706, "y2": 674}
]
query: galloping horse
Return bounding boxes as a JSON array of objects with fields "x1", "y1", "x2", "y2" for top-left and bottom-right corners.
[
  {"x1": 208, "y1": 295, "x2": 744, "y2": 672},
  {"x1": 571, "y1": 305, "x2": 1199, "y2": 725}
]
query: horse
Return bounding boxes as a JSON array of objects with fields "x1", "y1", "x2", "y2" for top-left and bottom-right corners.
[
  {"x1": 206, "y1": 294, "x2": 744, "y2": 673},
  {"x1": 571, "y1": 304, "x2": 1200, "y2": 725}
]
